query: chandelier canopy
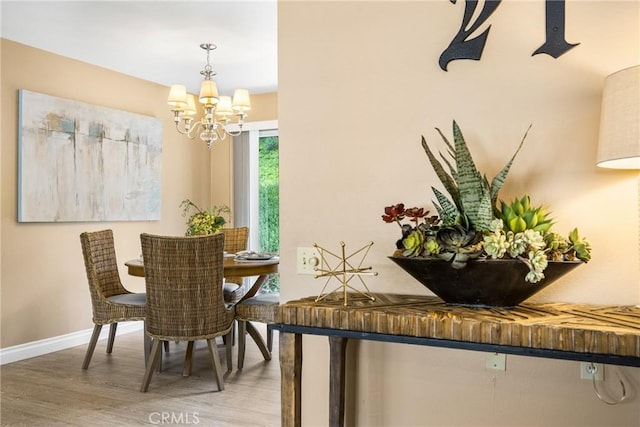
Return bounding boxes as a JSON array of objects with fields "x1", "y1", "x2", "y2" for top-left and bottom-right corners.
[{"x1": 168, "y1": 43, "x2": 251, "y2": 148}]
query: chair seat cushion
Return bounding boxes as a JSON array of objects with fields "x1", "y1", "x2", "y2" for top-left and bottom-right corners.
[
  {"x1": 107, "y1": 292, "x2": 146, "y2": 306},
  {"x1": 223, "y1": 282, "x2": 246, "y2": 304},
  {"x1": 236, "y1": 293, "x2": 280, "y2": 323}
]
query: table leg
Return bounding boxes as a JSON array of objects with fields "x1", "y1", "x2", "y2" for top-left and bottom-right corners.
[
  {"x1": 238, "y1": 274, "x2": 269, "y2": 303},
  {"x1": 329, "y1": 336, "x2": 348, "y2": 427},
  {"x1": 280, "y1": 332, "x2": 302, "y2": 427}
]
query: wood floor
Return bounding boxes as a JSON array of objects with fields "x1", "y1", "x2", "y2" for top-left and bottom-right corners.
[{"x1": 1, "y1": 325, "x2": 280, "y2": 426}]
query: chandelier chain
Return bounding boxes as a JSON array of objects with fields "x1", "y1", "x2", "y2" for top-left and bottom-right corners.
[{"x1": 200, "y1": 43, "x2": 217, "y2": 80}]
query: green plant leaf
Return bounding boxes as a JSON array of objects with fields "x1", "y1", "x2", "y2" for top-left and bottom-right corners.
[
  {"x1": 489, "y1": 125, "x2": 531, "y2": 207},
  {"x1": 421, "y1": 135, "x2": 460, "y2": 209},
  {"x1": 450, "y1": 121, "x2": 485, "y2": 229},
  {"x1": 435, "y1": 127, "x2": 458, "y2": 182},
  {"x1": 432, "y1": 186, "x2": 459, "y2": 225},
  {"x1": 475, "y1": 188, "x2": 494, "y2": 231}
]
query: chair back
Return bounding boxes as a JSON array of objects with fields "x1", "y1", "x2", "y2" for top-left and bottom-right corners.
[
  {"x1": 221, "y1": 227, "x2": 249, "y2": 253},
  {"x1": 221, "y1": 227, "x2": 249, "y2": 285},
  {"x1": 140, "y1": 233, "x2": 233, "y2": 341},
  {"x1": 80, "y1": 229, "x2": 141, "y2": 324}
]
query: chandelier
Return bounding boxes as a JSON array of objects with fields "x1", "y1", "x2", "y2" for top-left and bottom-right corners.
[{"x1": 167, "y1": 43, "x2": 251, "y2": 148}]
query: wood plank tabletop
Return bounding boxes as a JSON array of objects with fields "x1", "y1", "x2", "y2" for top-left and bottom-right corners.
[{"x1": 276, "y1": 293, "x2": 640, "y2": 357}]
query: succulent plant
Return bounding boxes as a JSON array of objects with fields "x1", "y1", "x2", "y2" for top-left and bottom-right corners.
[
  {"x1": 421, "y1": 120, "x2": 530, "y2": 232},
  {"x1": 382, "y1": 120, "x2": 593, "y2": 285},
  {"x1": 403, "y1": 230, "x2": 425, "y2": 257},
  {"x1": 499, "y1": 195, "x2": 553, "y2": 233},
  {"x1": 568, "y1": 228, "x2": 592, "y2": 262},
  {"x1": 435, "y1": 225, "x2": 483, "y2": 269}
]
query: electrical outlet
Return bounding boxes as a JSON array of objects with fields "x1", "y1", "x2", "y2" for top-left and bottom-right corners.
[
  {"x1": 580, "y1": 362, "x2": 604, "y2": 381},
  {"x1": 485, "y1": 353, "x2": 506, "y2": 371},
  {"x1": 297, "y1": 247, "x2": 322, "y2": 275}
]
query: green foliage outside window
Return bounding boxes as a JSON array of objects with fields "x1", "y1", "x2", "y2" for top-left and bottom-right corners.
[{"x1": 258, "y1": 136, "x2": 280, "y2": 293}]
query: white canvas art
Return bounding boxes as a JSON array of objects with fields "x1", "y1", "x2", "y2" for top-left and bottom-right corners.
[{"x1": 18, "y1": 90, "x2": 162, "y2": 222}]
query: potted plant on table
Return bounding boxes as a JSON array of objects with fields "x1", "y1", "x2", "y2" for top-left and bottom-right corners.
[
  {"x1": 180, "y1": 199, "x2": 231, "y2": 236},
  {"x1": 383, "y1": 121, "x2": 591, "y2": 307}
]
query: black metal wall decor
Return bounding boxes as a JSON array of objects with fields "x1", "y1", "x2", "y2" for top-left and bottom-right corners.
[
  {"x1": 532, "y1": 0, "x2": 579, "y2": 58},
  {"x1": 439, "y1": 0, "x2": 501, "y2": 71},
  {"x1": 439, "y1": 0, "x2": 579, "y2": 71}
]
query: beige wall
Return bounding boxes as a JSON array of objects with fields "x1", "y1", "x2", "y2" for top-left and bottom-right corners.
[
  {"x1": 279, "y1": 1, "x2": 640, "y2": 426},
  {"x1": 0, "y1": 39, "x2": 276, "y2": 348}
]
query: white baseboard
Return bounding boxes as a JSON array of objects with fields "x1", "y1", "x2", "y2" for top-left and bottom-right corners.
[{"x1": 0, "y1": 322, "x2": 143, "y2": 365}]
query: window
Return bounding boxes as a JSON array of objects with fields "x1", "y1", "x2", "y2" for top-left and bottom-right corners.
[{"x1": 232, "y1": 121, "x2": 279, "y2": 292}]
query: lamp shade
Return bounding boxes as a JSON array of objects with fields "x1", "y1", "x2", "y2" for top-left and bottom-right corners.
[
  {"x1": 183, "y1": 94, "x2": 197, "y2": 116},
  {"x1": 215, "y1": 96, "x2": 233, "y2": 116},
  {"x1": 596, "y1": 65, "x2": 640, "y2": 169},
  {"x1": 168, "y1": 85, "x2": 188, "y2": 107},
  {"x1": 232, "y1": 89, "x2": 251, "y2": 111},
  {"x1": 199, "y1": 80, "x2": 219, "y2": 105}
]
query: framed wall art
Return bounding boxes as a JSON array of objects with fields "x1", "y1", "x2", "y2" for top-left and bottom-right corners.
[{"x1": 18, "y1": 90, "x2": 162, "y2": 222}]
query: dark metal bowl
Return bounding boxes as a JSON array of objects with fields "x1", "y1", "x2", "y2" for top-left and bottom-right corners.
[{"x1": 389, "y1": 256, "x2": 582, "y2": 307}]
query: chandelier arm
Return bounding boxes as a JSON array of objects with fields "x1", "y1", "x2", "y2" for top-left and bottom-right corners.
[
  {"x1": 174, "y1": 120, "x2": 201, "y2": 140},
  {"x1": 223, "y1": 125, "x2": 243, "y2": 137},
  {"x1": 214, "y1": 126, "x2": 228, "y2": 141}
]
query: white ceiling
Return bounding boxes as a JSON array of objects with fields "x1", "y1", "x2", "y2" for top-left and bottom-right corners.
[{"x1": 0, "y1": 0, "x2": 278, "y2": 95}]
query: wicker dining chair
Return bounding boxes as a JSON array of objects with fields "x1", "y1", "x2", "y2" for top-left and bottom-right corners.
[
  {"x1": 139, "y1": 233, "x2": 234, "y2": 392},
  {"x1": 80, "y1": 229, "x2": 146, "y2": 370},
  {"x1": 235, "y1": 292, "x2": 280, "y2": 369},
  {"x1": 221, "y1": 227, "x2": 249, "y2": 304}
]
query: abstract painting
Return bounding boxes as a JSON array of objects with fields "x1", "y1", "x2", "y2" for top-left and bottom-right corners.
[{"x1": 18, "y1": 90, "x2": 162, "y2": 222}]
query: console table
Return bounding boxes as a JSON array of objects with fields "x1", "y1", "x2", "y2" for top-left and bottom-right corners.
[{"x1": 273, "y1": 293, "x2": 640, "y2": 427}]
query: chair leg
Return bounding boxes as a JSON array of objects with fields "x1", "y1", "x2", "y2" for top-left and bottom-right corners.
[
  {"x1": 232, "y1": 320, "x2": 236, "y2": 346},
  {"x1": 143, "y1": 331, "x2": 154, "y2": 370},
  {"x1": 237, "y1": 320, "x2": 247, "y2": 370},
  {"x1": 183, "y1": 341, "x2": 195, "y2": 377},
  {"x1": 82, "y1": 324, "x2": 102, "y2": 370},
  {"x1": 267, "y1": 325, "x2": 273, "y2": 353},
  {"x1": 222, "y1": 321, "x2": 235, "y2": 347},
  {"x1": 140, "y1": 339, "x2": 163, "y2": 392},
  {"x1": 106, "y1": 323, "x2": 117, "y2": 354},
  {"x1": 246, "y1": 322, "x2": 272, "y2": 361},
  {"x1": 225, "y1": 330, "x2": 233, "y2": 372},
  {"x1": 206, "y1": 339, "x2": 225, "y2": 391}
]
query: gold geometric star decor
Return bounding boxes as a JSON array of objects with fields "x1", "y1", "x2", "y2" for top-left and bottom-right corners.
[{"x1": 313, "y1": 241, "x2": 377, "y2": 306}]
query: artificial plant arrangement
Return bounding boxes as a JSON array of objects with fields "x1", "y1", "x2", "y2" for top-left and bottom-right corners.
[
  {"x1": 383, "y1": 121, "x2": 591, "y2": 285},
  {"x1": 180, "y1": 199, "x2": 231, "y2": 236}
]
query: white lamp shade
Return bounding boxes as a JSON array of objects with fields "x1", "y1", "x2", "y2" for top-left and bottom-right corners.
[
  {"x1": 215, "y1": 96, "x2": 233, "y2": 116},
  {"x1": 168, "y1": 84, "x2": 188, "y2": 107},
  {"x1": 199, "y1": 80, "x2": 219, "y2": 105},
  {"x1": 232, "y1": 89, "x2": 251, "y2": 111},
  {"x1": 597, "y1": 65, "x2": 640, "y2": 169},
  {"x1": 183, "y1": 94, "x2": 197, "y2": 116}
]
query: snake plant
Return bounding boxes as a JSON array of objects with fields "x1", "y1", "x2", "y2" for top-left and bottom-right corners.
[{"x1": 421, "y1": 120, "x2": 530, "y2": 232}]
